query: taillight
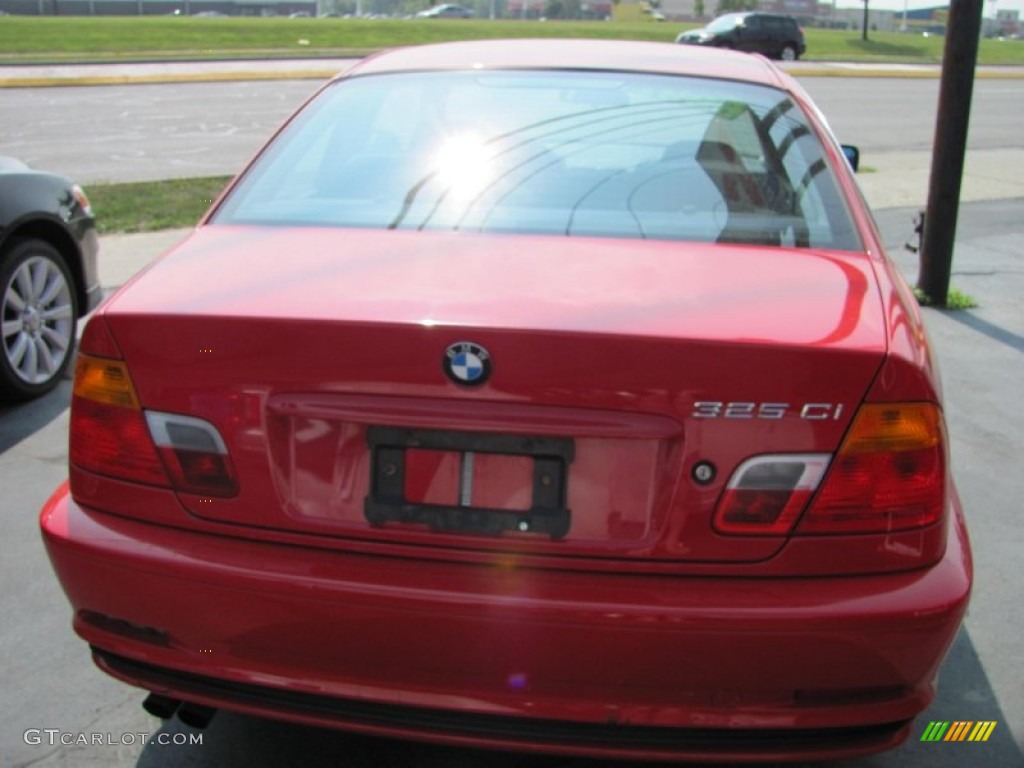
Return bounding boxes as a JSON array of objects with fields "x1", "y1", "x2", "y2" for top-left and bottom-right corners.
[
  {"x1": 797, "y1": 403, "x2": 945, "y2": 534},
  {"x1": 714, "y1": 403, "x2": 946, "y2": 537},
  {"x1": 71, "y1": 184, "x2": 93, "y2": 217},
  {"x1": 71, "y1": 354, "x2": 167, "y2": 487},
  {"x1": 70, "y1": 333, "x2": 238, "y2": 497},
  {"x1": 146, "y1": 412, "x2": 238, "y2": 497},
  {"x1": 714, "y1": 454, "x2": 830, "y2": 536}
]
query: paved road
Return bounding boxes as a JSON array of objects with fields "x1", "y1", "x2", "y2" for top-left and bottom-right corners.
[
  {"x1": 3, "y1": 76, "x2": 1023, "y2": 210},
  {"x1": 0, "y1": 79, "x2": 321, "y2": 184},
  {"x1": 802, "y1": 77, "x2": 1023, "y2": 153}
]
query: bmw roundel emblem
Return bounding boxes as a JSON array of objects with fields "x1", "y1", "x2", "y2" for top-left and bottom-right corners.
[{"x1": 443, "y1": 342, "x2": 492, "y2": 386}]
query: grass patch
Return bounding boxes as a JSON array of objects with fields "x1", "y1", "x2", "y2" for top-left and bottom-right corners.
[
  {"x1": 845, "y1": 36, "x2": 933, "y2": 59},
  {"x1": 88, "y1": 176, "x2": 232, "y2": 234},
  {"x1": 1, "y1": 17, "x2": 1023, "y2": 65},
  {"x1": 0, "y1": 17, "x2": 674, "y2": 61},
  {"x1": 914, "y1": 286, "x2": 979, "y2": 310}
]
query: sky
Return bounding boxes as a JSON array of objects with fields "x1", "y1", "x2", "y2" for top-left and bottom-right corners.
[{"x1": 833, "y1": 0, "x2": 1024, "y2": 15}]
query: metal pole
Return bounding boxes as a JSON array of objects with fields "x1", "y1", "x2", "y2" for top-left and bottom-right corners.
[{"x1": 918, "y1": 0, "x2": 984, "y2": 306}]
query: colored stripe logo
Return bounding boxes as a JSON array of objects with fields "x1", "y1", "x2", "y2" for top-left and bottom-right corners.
[{"x1": 921, "y1": 721, "x2": 997, "y2": 742}]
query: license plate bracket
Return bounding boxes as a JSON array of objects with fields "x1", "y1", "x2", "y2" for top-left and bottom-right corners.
[{"x1": 364, "y1": 427, "x2": 573, "y2": 540}]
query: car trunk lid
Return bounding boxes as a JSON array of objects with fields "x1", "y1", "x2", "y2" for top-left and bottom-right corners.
[{"x1": 101, "y1": 225, "x2": 886, "y2": 565}]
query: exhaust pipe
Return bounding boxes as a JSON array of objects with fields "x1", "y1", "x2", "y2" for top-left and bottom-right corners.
[
  {"x1": 176, "y1": 702, "x2": 217, "y2": 729},
  {"x1": 142, "y1": 693, "x2": 181, "y2": 720}
]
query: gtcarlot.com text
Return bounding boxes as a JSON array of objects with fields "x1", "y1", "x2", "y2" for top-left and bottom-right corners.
[{"x1": 24, "y1": 729, "x2": 203, "y2": 747}]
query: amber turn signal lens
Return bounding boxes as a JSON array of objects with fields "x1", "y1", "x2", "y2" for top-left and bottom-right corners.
[
  {"x1": 838, "y1": 404, "x2": 941, "y2": 454},
  {"x1": 73, "y1": 355, "x2": 140, "y2": 409}
]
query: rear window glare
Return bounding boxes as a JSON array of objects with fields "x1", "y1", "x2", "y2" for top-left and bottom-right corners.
[{"x1": 214, "y1": 70, "x2": 861, "y2": 251}]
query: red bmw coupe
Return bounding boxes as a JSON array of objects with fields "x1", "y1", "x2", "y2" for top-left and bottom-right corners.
[{"x1": 41, "y1": 40, "x2": 971, "y2": 763}]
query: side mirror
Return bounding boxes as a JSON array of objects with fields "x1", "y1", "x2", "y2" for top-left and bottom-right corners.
[{"x1": 841, "y1": 145, "x2": 860, "y2": 173}]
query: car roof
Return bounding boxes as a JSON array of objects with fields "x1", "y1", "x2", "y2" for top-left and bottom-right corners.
[{"x1": 341, "y1": 39, "x2": 789, "y2": 88}]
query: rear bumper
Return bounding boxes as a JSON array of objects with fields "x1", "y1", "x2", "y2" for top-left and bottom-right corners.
[{"x1": 41, "y1": 484, "x2": 971, "y2": 763}]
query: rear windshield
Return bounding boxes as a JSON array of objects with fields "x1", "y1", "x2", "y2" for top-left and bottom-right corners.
[{"x1": 214, "y1": 70, "x2": 861, "y2": 250}]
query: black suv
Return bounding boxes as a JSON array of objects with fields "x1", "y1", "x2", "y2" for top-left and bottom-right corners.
[{"x1": 676, "y1": 13, "x2": 806, "y2": 61}]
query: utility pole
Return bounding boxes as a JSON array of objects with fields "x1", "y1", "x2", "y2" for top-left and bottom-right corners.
[{"x1": 918, "y1": 0, "x2": 984, "y2": 306}]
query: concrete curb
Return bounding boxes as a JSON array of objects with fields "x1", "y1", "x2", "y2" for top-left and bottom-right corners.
[
  {"x1": 0, "y1": 70, "x2": 337, "y2": 88},
  {"x1": 3, "y1": 59, "x2": 1023, "y2": 88},
  {"x1": 0, "y1": 57, "x2": 357, "y2": 88}
]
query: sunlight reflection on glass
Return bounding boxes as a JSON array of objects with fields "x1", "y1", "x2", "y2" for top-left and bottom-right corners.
[{"x1": 431, "y1": 134, "x2": 494, "y2": 204}]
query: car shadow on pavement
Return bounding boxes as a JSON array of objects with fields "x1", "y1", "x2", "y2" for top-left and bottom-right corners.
[
  {"x1": 944, "y1": 312, "x2": 1024, "y2": 355},
  {"x1": 0, "y1": 378, "x2": 71, "y2": 454},
  {"x1": 134, "y1": 630, "x2": 1020, "y2": 768}
]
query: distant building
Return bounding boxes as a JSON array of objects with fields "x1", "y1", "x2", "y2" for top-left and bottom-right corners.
[
  {"x1": 992, "y1": 8, "x2": 1020, "y2": 37},
  {"x1": 632, "y1": 0, "x2": 832, "y2": 24},
  {"x1": 761, "y1": 0, "x2": 818, "y2": 18},
  {"x1": 504, "y1": 0, "x2": 612, "y2": 19},
  {"x1": 0, "y1": 0, "x2": 318, "y2": 15},
  {"x1": 831, "y1": 6, "x2": 899, "y2": 33},
  {"x1": 901, "y1": 5, "x2": 950, "y2": 34}
]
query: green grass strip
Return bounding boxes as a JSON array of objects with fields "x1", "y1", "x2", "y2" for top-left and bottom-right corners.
[
  {"x1": 87, "y1": 176, "x2": 232, "y2": 234},
  {"x1": 2, "y1": 17, "x2": 1024, "y2": 65},
  {"x1": 914, "y1": 286, "x2": 980, "y2": 310}
]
